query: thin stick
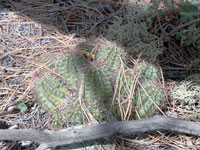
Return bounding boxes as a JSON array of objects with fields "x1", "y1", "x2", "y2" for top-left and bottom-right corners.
[{"x1": 160, "y1": 17, "x2": 200, "y2": 40}]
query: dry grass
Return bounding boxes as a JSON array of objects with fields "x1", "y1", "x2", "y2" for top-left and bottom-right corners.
[
  {"x1": 0, "y1": 2, "x2": 86, "y2": 130},
  {"x1": 0, "y1": 0, "x2": 200, "y2": 149}
]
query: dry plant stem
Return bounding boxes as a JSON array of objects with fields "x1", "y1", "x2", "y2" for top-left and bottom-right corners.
[
  {"x1": 161, "y1": 17, "x2": 200, "y2": 40},
  {"x1": 1, "y1": 116, "x2": 200, "y2": 149},
  {"x1": 58, "y1": 15, "x2": 70, "y2": 34}
]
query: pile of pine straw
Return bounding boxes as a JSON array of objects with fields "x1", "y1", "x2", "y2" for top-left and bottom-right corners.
[{"x1": 0, "y1": 0, "x2": 200, "y2": 149}]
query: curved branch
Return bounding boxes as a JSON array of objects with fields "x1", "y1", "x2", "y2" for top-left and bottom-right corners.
[
  {"x1": 161, "y1": 17, "x2": 200, "y2": 40},
  {"x1": 0, "y1": 116, "x2": 200, "y2": 149}
]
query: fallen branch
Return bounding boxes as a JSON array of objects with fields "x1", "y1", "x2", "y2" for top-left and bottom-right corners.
[
  {"x1": 160, "y1": 17, "x2": 200, "y2": 40},
  {"x1": 1, "y1": 116, "x2": 200, "y2": 150}
]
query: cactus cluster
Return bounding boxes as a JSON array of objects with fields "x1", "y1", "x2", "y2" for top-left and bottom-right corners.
[
  {"x1": 35, "y1": 39, "x2": 165, "y2": 126},
  {"x1": 35, "y1": 41, "x2": 126, "y2": 126}
]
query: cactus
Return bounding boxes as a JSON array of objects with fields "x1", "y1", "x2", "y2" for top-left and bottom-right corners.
[
  {"x1": 35, "y1": 76, "x2": 70, "y2": 126},
  {"x1": 83, "y1": 67, "x2": 113, "y2": 102},
  {"x1": 65, "y1": 102, "x2": 84, "y2": 125},
  {"x1": 57, "y1": 53, "x2": 88, "y2": 87},
  {"x1": 35, "y1": 43, "x2": 119, "y2": 126},
  {"x1": 136, "y1": 61, "x2": 159, "y2": 81},
  {"x1": 96, "y1": 42, "x2": 126, "y2": 71},
  {"x1": 35, "y1": 77, "x2": 66, "y2": 111},
  {"x1": 114, "y1": 61, "x2": 164, "y2": 119},
  {"x1": 133, "y1": 61, "x2": 164, "y2": 118},
  {"x1": 135, "y1": 80, "x2": 164, "y2": 118}
]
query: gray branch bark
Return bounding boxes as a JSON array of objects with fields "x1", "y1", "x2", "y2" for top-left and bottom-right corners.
[{"x1": 0, "y1": 116, "x2": 200, "y2": 150}]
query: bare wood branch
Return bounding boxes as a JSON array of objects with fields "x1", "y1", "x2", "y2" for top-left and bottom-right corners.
[
  {"x1": 1, "y1": 116, "x2": 200, "y2": 149},
  {"x1": 160, "y1": 17, "x2": 200, "y2": 40}
]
